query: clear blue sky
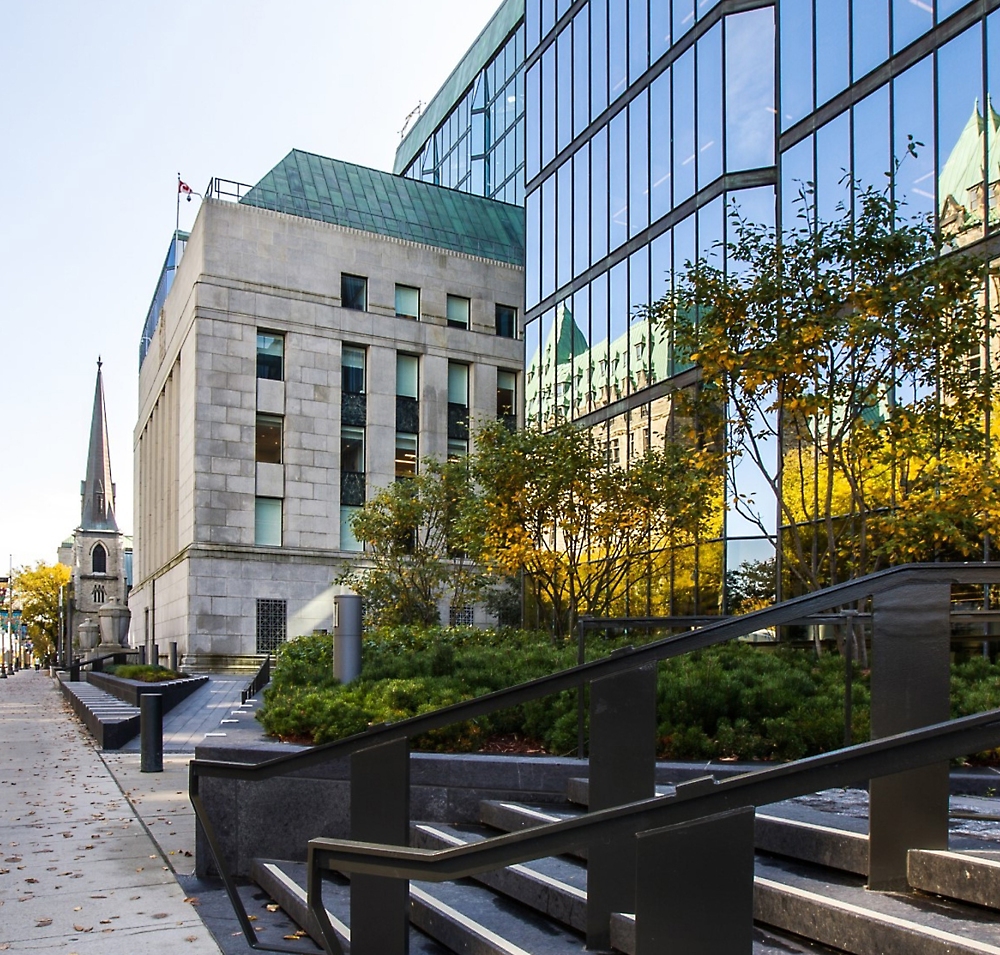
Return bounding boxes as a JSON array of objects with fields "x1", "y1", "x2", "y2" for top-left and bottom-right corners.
[{"x1": 0, "y1": 0, "x2": 500, "y2": 571}]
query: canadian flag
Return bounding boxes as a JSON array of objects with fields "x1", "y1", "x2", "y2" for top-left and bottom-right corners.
[{"x1": 178, "y1": 180, "x2": 193, "y2": 195}]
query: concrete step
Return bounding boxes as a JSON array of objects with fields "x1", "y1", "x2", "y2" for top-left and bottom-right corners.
[
  {"x1": 59, "y1": 678, "x2": 141, "y2": 749},
  {"x1": 253, "y1": 858, "x2": 589, "y2": 955},
  {"x1": 909, "y1": 849, "x2": 1000, "y2": 912}
]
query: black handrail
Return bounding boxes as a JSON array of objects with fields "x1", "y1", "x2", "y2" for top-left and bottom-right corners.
[
  {"x1": 304, "y1": 708, "x2": 1000, "y2": 955},
  {"x1": 67, "y1": 649, "x2": 138, "y2": 682},
  {"x1": 241, "y1": 654, "x2": 271, "y2": 705},
  {"x1": 188, "y1": 562, "x2": 1000, "y2": 953}
]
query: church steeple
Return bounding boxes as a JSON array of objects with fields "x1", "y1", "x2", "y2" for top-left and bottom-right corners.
[{"x1": 80, "y1": 358, "x2": 118, "y2": 532}]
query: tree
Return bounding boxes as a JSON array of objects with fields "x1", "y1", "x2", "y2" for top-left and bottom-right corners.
[
  {"x1": 12, "y1": 562, "x2": 71, "y2": 663},
  {"x1": 462, "y1": 420, "x2": 716, "y2": 637},
  {"x1": 650, "y1": 181, "x2": 989, "y2": 593},
  {"x1": 337, "y1": 459, "x2": 485, "y2": 627}
]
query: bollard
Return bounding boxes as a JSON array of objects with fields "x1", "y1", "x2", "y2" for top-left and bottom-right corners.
[
  {"x1": 333, "y1": 594, "x2": 362, "y2": 683},
  {"x1": 151, "y1": 643, "x2": 159, "y2": 667},
  {"x1": 138, "y1": 645, "x2": 146, "y2": 665},
  {"x1": 169, "y1": 641, "x2": 178, "y2": 673},
  {"x1": 140, "y1": 693, "x2": 163, "y2": 773}
]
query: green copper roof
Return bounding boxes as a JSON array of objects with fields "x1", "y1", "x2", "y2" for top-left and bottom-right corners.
[
  {"x1": 241, "y1": 149, "x2": 524, "y2": 266},
  {"x1": 394, "y1": 0, "x2": 523, "y2": 176}
]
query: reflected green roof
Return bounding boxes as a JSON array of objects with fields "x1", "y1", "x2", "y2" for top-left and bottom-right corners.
[
  {"x1": 240, "y1": 149, "x2": 524, "y2": 266},
  {"x1": 393, "y1": 0, "x2": 523, "y2": 175}
]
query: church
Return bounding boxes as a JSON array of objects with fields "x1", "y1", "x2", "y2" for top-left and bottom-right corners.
[{"x1": 58, "y1": 360, "x2": 132, "y2": 652}]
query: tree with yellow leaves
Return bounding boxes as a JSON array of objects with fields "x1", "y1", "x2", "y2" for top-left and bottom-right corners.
[{"x1": 12, "y1": 562, "x2": 71, "y2": 663}]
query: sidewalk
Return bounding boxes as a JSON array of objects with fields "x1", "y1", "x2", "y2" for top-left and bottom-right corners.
[{"x1": 0, "y1": 670, "x2": 223, "y2": 954}]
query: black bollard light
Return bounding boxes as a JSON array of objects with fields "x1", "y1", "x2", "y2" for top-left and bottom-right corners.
[{"x1": 140, "y1": 693, "x2": 163, "y2": 773}]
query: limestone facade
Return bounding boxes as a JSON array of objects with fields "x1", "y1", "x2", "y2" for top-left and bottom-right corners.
[{"x1": 130, "y1": 198, "x2": 523, "y2": 666}]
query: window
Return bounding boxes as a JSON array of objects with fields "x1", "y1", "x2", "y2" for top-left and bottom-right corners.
[
  {"x1": 341, "y1": 426, "x2": 365, "y2": 474},
  {"x1": 93, "y1": 584, "x2": 106, "y2": 604},
  {"x1": 257, "y1": 332, "x2": 284, "y2": 380},
  {"x1": 447, "y1": 294, "x2": 470, "y2": 329},
  {"x1": 449, "y1": 604, "x2": 474, "y2": 627},
  {"x1": 395, "y1": 284, "x2": 420, "y2": 319},
  {"x1": 396, "y1": 354, "x2": 418, "y2": 398},
  {"x1": 342, "y1": 347, "x2": 365, "y2": 394},
  {"x1": 256, "y1": 598, "x2": 287, "y2": 653},
  {"x1": 497, "y1": 370, "x2": 516, "y2": 417},
  {"x1": 255, "y1": 497, "x2": 282, "y2": 546},
  {"x1": 395, "y1": 433, "x2": 418, "y2": 478},
  {"x1": 448, "y1": 362, "x2": 469, "y2": 406},
  {"x1": 496, "y1": 304, "x2": 517, "y2": 338},
  {"x1": 255, "y1": 414, "x2": 282, "y2": 464},
  {"x1": 341, "y1": 274, "x2": 367, "y2": 311},
  {"x1": 92, "y1": 543, "x2": 107, "y2": 574},
  {"x1": 340, "y1": 506, "x2": 363, "y2": 552}
]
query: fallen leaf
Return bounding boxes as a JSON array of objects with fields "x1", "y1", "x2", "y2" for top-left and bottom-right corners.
[
  {"x1": 266, "y1": 904, "x2": 280, "y2": 912},
  {"x1": 36, "y1": 918, "x2": 52, "y2": 927},
  {"x1": 151, "y1": 913, "x2": 168, "y2": 920}
]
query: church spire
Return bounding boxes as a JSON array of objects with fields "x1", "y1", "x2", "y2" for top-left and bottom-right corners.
[{"x1": 80, "y1": 358, "x2": 118, "y2": 532}]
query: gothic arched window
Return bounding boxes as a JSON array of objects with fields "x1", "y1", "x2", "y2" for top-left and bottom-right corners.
[
  {"x1": 92, "y1": 543, "x2": 107, "y2": 575},
  {"x1": 93, "y1": 584, "x2": 106, "y2": 604}
]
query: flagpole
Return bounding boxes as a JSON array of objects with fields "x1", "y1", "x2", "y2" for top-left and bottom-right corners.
[{"x1": 176, "y1": 172, "x2": 181, "y2": 238}]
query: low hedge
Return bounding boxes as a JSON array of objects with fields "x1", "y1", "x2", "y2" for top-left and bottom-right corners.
[
  {"x1": 104, "y1": 663, "x2": 183, "y2": 682},
  {"x1": 256, "y1": 627, "x2": 1000, "y2": 762}
]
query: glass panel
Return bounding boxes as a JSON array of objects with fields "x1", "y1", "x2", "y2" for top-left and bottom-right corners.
[
  {"x1": 395, "y1": 284, "x2": 419, "y2": 319},
  {"x1": 650, "y1": 69, "x2": 671, "y2": 222},
  {"x1": 255, "y1": 498, "x2": 282, "y2": 547},
  {"x1": 939, "y1": 0, "x2": 969, "y2": 19},
  {"x1": 651, "y1": 0, "x2": 671, "y2": 64},
  {"x1": 255, "y1": 414, "x2": 282, "y2": 464},
  {"x1": 673, "y1": 47, "x2": 696, "y2": 203},
  {"x1": 650, "y1": 230, "x2": 671, "y2": 380},
  {"x1": 341, "y1": 426, "x2": 365, "y2": 472},
  {"x1": 591, "y1": 125, "x2": 609, "y2": 264},
  {"x1": 496, "y1": 304, "x2": 517, "y2": 338},
  {"x1": 591, "y1": 0, "x2": 609, "y2": 119},
  {"x1": 630, "y1": 89, "x2": 649, "y2": 237},
  {"x1": 340, "y1": 505, "x2": 362, "y2": 552},
  {"x1": 674, "y1": 0, "x2": 695, "y2": 41},
  {"x1": 256, "y1": 332, "x2": 283, "y2": 381},
  {"x1": 542, "y1": 44, "x2": 556, "y2": 168},
  {"x1": 396, "y1": 354, "x2": 418, "y2": 398},
  {"x1": 725, "y1": 8, "x2": 775, "y2": 173},
  {"x1": 525, "y1": 316, "x2": 542, "y2": 425},
  {"x1": 779, "y1": 0, "x2": 812, "y2": 131},
  {"x1": 815, "y1": 111, "x2": 851, "y2": 223},
  {"x1": 542, "y1": 173, "x2": 556, "y2": 298},
  {"x1": 497, "y1": 371, "x2": 516, "y2": 417},
  {"x1": 591, "y1": 272, "x2": 610, "y2": 409},
  {"x1": 448, "y1": 362, "x2": 469, "y2": 405},
  {"x1": 574, "y1": 143, "x2": 591, "y2": 275},
  {"x1": 938, "y1": 23, "x2": 985, "y2": 244},
  {"x1": 672, "y1": 214, "x2": 695, "y2": 374},
  {"x1": 815, "y1": 0, "x2": 849, "y2": 107},
  {"x1": 342, "y1": 346, "x2": 365, "y2": 394},
  {"x1": 893, "y1": 0, "x2": 932, "y2": 54},
  {"x1": 893, "y1": 54, "x2": 935, "y2": 221},
  {"x1": 989, "y1": 8, "x2": 1000, "y2": 230},
  {"x1": 610, "y1": 259, "x2": 628, "y2": 399},
  {"x1": 573, "y1": 8, "x2": 590, "y2": 138},
  {"x1": 526, "y1": 187, "x2": 541, "y2": 308},
  {"x1": 526, "y1": 61, "x2": 541, "y2": 180},
  {"x1": 630, "y1": 246, "x2": 651, "y2": 390},
  {"x1": 853, "y1": 0, "x2": 889, "y2": 81},
  {"x1": 558, "y1": 25, "x2": 573, "y2": 154},
  {"x1": 697, "y1": 22, "x2": 723, "y2": 189},
  {"x1": 699, "y1": 194, "x2": 724, "y2": 265},
  {"x1": 447, "y1": 294, "x2": 470, "y2": 328},
  {"x1": 341, "y1": 274, "x2": 367, "y2": 310},
  {"x1": 395, "y1": 433, "x2": 418, "y2": 478},
  {"x1": 780, "y1": 134, "x2": 815, "y2": 229},
  {"x1": 526, "y1": 0, "x2": 541, "y2": 52},
  {"x1": 609, "y1": 0, "x2": 628, "y2": 102},
  {"x1": 610, "y1": 108, "x2": 629, "y2": 250},
  {"x1": 629, "y1": 0, "x2": 648, "y2": 85},
  {"x1": 853, "y1": 84, "x2": 891, "y2": 195},
  {"x1": 557, "y1": 158, "x2": 573, "y2": 289},
  {"x1": 571, "y1": 287, "x2": 591, "y2": 415},
  {"x1": 540, "y1": 307, "x2": 557, "y2": 426}
]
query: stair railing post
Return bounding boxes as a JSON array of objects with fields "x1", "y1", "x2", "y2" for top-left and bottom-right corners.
[
  {"x1": 586, "y1": 661, "x2": 657, "y2": 950},
  {"x1": 869, "y1": 581, "x2": 951, "y2": 890},
  {"x1": 350, "y1": 737, "x2": 410, "y2": 954}
]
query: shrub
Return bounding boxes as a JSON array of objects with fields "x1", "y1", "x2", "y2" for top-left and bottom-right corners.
[{"x1": 104, "y1": 663, "x2": 182, "y2": 682}]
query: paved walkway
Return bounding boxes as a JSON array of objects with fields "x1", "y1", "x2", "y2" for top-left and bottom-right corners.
[{"x1": 0, "y1": 670, "x2": 224, "y2": 953}]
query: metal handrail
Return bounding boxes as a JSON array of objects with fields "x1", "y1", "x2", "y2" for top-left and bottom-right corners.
[
  {"x1": 188, "y1": 561, "x2": 1000, "y2": 953},
  {"x1": 305, "y1": 708, "x2": 1000, "y2": 955},
  {"x1": 241, "y1": 653, "x2": 271, "y2": 705},
  {"x1": 191, "y1": 562, "x2": 1000, "y2": 784}
]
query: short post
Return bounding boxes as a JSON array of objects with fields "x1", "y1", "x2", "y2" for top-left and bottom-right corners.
[
  {"x1": 151, "y1": 642, "x2": 159, "y2": 667},
  {"x1": 138, "y1": 644, "x2": 146, "y2": 665},
  {"x1": 168, "y1": 641, "x2": 178, "y2": 673},
  {"x1": 140, "y1": 693, "x2": 163, "y2": 773},
  {"x1": 333, "y1": 595, "x2": 362, "y2": 683}
]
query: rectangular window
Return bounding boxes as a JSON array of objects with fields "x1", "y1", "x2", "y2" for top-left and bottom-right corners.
[
  {"x1": 495, "y1": 304, "x2": 517, "y2": 339},
  {"x1": 448, "y1": 438, "x2": 469, "y2": 459},
  {"x1": 448, "y1": 362, "x2": 469, "y2": 406},
  {"x1": 447, "y1": 294, "x2": 471, "y2": 329},
  {"x1": 342, "y1": 346, "x2": 365, "y2": 394},
  {"x1": 497, "y1": 370, "x2": 516, "y2": 417},
  {"x1": 341, "y1": 274, "x2": 367, "y2": 311},
  {"x1": 255, "y1": 414, "x2": 282, "y2": 464},
  {"x1": 256, "y1": 598, "x2": 287, "y2": 653},
  {"x1": 395, "y1": 284, "x2": 420, "y2": 319},
  {"x1": 340, "y1": 506, "x2": 363, "y2": 552},
  {"x1": 341, "y1": 426, "x2": 365, "y2": 474},
  {"x1": 395, "y1": 433, "x2": 418, "y2": 478},
  {"x1": 396, "y1": 354, "x2": 419, "y2": 398},
  {"x1": 256, "y1": 332, "x2": 284, "y2": 380},
  {"x1": 254, "y1": 498, "x2": 282, "y2": 547}
]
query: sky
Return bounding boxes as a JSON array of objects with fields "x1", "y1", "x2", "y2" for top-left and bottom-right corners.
[{"x1": 0, "y1": 0, "x2": 501, "y2": 572}]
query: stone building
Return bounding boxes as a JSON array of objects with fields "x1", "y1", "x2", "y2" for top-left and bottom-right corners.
[
  {"x1": 58, "y1": 361, "x2": 132, "y2": 651},
  {"x1": 130, "y1": 150, "x2": 524, "y2": 667}
]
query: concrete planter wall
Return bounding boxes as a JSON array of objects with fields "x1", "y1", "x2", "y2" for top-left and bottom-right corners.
[{"x1": 86, "y1": 671, "x2": 208, "y2": 710}]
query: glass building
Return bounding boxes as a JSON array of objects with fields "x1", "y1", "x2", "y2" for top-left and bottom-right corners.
[{"x1": 399, "y1": 0, "x2": 1000, "y2": 616}]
